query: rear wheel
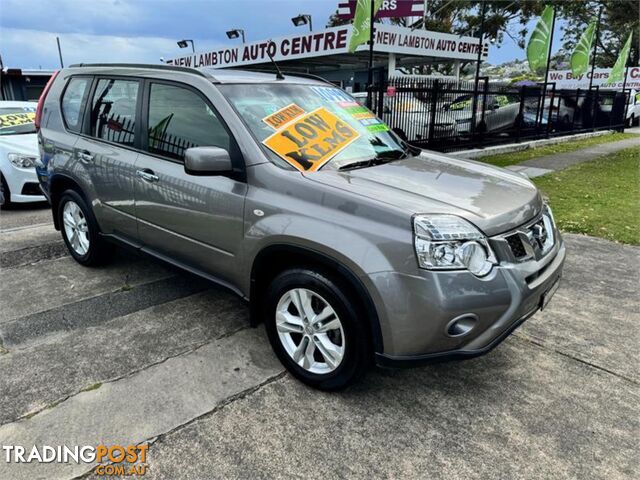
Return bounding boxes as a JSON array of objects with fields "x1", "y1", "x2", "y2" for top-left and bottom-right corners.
[
  {"x1": 264, "y1": 268, "x2": 371, "y2": 390},
  {"x1": 58, "y1": 189, "x2": 113, "y2": 266}
]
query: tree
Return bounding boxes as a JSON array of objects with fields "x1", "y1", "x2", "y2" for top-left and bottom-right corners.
[
  {"x1": 555, "y1": 0, "x2": 639, "y2": 67},
  {"x1": 327, "y1": 0, "x2": 639, "y2": 67}
]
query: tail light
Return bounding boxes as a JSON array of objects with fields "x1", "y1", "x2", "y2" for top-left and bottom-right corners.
[{"x1": 35, "y1": 70, "x2": 60, "y2": 130}]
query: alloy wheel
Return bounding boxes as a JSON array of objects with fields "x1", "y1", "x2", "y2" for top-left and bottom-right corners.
[
  {"x1": 62, "y1": 200, "x2": 90, "y2": 256},
  {"x1": 275, "y1": 288, "x2": 345, "y2": 374}
]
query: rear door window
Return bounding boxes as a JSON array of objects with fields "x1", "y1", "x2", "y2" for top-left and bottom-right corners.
[
  {"x1": 89, "y1": 78, "x2": 139, "y2": 147},
  {"x1": 61, "y1": 77, "x2": 91, "y2": 132},
  {"x1": 146, "y1": 83, "x2": 230, "y2": 162}
]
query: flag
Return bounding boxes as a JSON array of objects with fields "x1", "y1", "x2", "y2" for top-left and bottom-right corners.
[
  {"x1": 607, "y1": 33, "x2": 633, "y2": 84},
  {"x1": 348, "y1": 0, "x2": 382, "y2": 53},
  {"x1": 571, "y1": 21, "x2": 596, "y2": 78},
  {"x1": 527, "y1": 5, "x2": 555, "y2": 74}
]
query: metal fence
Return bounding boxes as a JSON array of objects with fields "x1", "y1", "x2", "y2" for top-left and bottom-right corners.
[{"x1": 366, "y1": 77, "x2": 629, "y2": 152}]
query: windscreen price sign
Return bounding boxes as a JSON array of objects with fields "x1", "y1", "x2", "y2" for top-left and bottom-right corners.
[
  {"x1": 0, "y1": 112, "x2": 35, "y2": 129},
  {"x1": 263, "y1": 107, "x2": 359, "y2": 172}
]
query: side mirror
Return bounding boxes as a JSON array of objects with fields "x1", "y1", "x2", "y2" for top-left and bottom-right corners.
[{"x1": 184, "y1": 146, "x2": 233, "y2": 176}]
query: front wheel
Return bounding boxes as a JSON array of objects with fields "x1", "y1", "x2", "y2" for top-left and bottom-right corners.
[
  {"x1": 58, "y1": 189, "x2": 113, "y2": 266},
  {"x1": 264, "y1": 268, "x2": 371, "y2": 390},
  {"x1": 0, "y1": 173, "x2": 12, "y2": 209}
]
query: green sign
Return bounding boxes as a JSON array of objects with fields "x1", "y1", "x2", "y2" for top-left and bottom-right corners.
[
  {"x1": 348, "y1": 0, "x2": 382, "y2": 53},
  {"x1": 571, "y1": 21, "x2": 596, "y2": 78},
  {"x1": 527, "y1": 5, "x2": 555, "y2": 74},
  {"x1": 607, "y1": 33, "x2": 633, "y2": 85}
]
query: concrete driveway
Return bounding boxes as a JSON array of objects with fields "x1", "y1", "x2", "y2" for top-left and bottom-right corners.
[{"x1": 0, "y1": 205, "x2": 638, "y2": 479}]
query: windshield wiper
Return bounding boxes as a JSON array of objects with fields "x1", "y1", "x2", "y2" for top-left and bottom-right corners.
[{"x1": 338, "y1": 147, "x2": 411, "y2": 171}]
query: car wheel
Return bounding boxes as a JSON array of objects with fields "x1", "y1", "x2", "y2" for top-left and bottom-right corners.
[
  {"x1": 0, "y1": 173, "x2": 13, "y2": 209},
  {"x1": 264, "y1": 268, "x2": 371, "y2": 390},
  {"x1": 628, "y1": 114, "x2": 635, "y2": 127},
  {"x1": 58, "y1": 189, "x2": 113, "y2": 266}
]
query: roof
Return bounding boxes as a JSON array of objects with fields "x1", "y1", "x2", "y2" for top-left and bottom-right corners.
[
  {"x1": 65, "y1": 63, "x2": 328, "y2": 85},
  {"x1": 200, "y1": 67, "x2": 329, "y2": 85}
]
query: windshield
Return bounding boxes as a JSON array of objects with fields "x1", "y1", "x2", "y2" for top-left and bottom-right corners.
[
  {"x1": 0, "y1": 106, "x2": 37, "y2": 136},
  {"x1": 219, "y1": 83, "x2": 409, "y2": 171}
]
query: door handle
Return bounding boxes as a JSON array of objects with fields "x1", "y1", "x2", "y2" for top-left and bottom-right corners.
[
  {"x1": 78, "y1": 151, "x2": 94, "y2": 164},
  {"x1": 136, "y1": 169, "x2": 159, "y2": 183}
]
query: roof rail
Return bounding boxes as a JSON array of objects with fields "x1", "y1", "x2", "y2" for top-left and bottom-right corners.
[
  {"x1": 231, "y1": 66, "x2": 332, "y2": 85},
  {"x1": 67, "y1": 63, "x2": 209, "y2": 78}
]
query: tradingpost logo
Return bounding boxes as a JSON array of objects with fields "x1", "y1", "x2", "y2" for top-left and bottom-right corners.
[{"x1": 3, "y1": 444, "x2": 148, "y2": 476}]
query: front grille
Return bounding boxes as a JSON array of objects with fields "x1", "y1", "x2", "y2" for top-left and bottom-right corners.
[
  {"x1": 21, "y1": 183, "x2": 42, "y2": 196},
  {"x1": 506, "y1": 234, "x2": 527, "y2": 258}
]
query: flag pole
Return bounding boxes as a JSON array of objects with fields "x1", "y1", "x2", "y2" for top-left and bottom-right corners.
[
  {"x1": 543, "y1": 8, "x2": 556, "y2": 88},
  {"x1": 366, "y1": 0, "x2": 375, "y2": 109},
  {"x1": 588, "y1": 6, "x2": 603, "y2": 91},
  {"x1": 538, "y1": 7, "x2": 557, "y2": 130},
  {"x1": 471, "y1": 0, "x2": 487, "y2": 137}
]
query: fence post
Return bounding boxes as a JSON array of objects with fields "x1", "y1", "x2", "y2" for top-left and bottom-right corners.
[
  {"x1": 478, "y1": 77, "x2": 489, "y2": 142},
  {"x1": 427, "y1": 79, "x2": 439, "y2": 145},
  {"x1": 592, "y1": 86, "x2": 599, "y2": 131},
  {"x1": 377, "y1": 78, "x2": 385, "y2": 118},
  {"x1": 516, "y1": 86, "x2": 525, "y2": 143},
  {"x1": 546, "y1": 83, "x2": 556, "y2": 137},
  {"x1": 572, "y1": 89, "x2": 580, "y2": 131}
]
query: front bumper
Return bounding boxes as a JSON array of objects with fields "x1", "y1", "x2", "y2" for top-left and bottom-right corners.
[
  {"x1": 370, "y1": 235, "x2": 566, "y2": 366},
  {"x1": 1, "y1": 164, "x2": 46, "y2": 203}
]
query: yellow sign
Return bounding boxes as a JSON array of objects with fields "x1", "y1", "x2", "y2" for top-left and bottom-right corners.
[
  {"x1": 0, "y1": 112, "x2": 35, "y2": 129},
  {"x1": 263, "y1": 107, "x2": 360, "y2": 172},
  {"x1": 262, "y1": 103, "x2": 305, "y2": 130}
]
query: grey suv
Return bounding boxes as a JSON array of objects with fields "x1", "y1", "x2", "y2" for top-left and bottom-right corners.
[{"x1": 35, "y1": 64, "x2": 565, "y2": 390}]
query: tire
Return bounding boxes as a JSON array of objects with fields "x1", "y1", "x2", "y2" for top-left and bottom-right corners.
[
  {"x1": 628, "y1": 114, "x2": 635, "y2": 128},
  {"x1": 0, "y1": 172, "x2": 12, "y2": 209},
  {"x1": 57, "y1": 189, "x2": 113, "y2": 266},
  {"x1": 264, "y1": 268, "x2": 371, "y2": 390}
]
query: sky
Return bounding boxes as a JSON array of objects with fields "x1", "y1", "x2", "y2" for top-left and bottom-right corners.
[{"x1": 0, "y1": 0, "x2": 562, "y2": 70}]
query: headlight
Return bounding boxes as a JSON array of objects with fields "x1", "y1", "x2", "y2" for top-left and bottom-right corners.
[
  {"x1": 544, "y1": 203, "x2": 555, "y2": 226},
  {"x1": 8, "y1": 153, "x2": 38, "y2": 169},
  {"x1": 413, "y1": 215, "x2": 497, "y2": 276}
]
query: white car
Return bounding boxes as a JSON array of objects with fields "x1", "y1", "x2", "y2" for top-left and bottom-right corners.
[
  {"x1": 352, "y1": 92, "x2": 458, "y2": 141},
  {"x1": 0, "y1": 101, "x2": 45, "y2": 207}
]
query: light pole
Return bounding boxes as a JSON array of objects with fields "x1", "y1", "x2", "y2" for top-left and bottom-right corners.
[
  {"x1": 226, "y1": 29, "x2": 246, "y2": 43},
  {"x1": 177, "y1": 39, "x2": 195, "y2": 53},
  {"x1": 291, "y1": 14, "x2": 312, "y2": 32}
]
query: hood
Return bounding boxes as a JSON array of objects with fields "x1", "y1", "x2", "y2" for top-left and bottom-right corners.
[
  {"x1": 305, "y1": 151, "x2": 542, "y2": 236},
  {"x1": 0, "y1": 133, "x2": 38, "y2": 156}
]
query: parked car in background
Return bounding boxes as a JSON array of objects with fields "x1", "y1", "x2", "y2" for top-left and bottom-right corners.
[
  {"x1": 444, "y1": 94, "x2": 522, "y2": 135},
  {"x1": 37, "y1": 65, "x2": 565, "y2": 390},
  {"x1": 628, "y1": 90, "x2": 640, "y2": 126},
  {"x1": 352, "y1": 91, "x2": 458, "y2": 141},
  {"x1": 543, "y1": 95, "x2": 583, "y2": 130},
  {"x1": 0, "y1": 101, "x2": 45, "y2": 208}
]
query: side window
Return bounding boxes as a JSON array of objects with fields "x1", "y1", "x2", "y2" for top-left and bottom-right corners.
[
  {"x1": 147, "y1": 83, "x2": 230, "y2": 161},
  {"x1": 90, "y1": 78, "x2": 139, "y2": 146},
  {"x1": 61, "y1": 77, "x2": 91, "y2": 132}
]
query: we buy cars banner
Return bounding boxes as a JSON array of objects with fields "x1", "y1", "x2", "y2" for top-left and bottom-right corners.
[
  {"x1": 337, "y1": 0, "x2": 424, "y2": 19},
  {"x1": 167, "y1": 24, "x2": 488, "y2": 68},
  {"x1": 547, "y1": 66, "x2": 640, "y2": 90}
]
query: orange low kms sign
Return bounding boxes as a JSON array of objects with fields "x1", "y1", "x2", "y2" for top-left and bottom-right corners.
[
  {"x1": 263, "y1": 107, "x2": 359, "y2": 172},
  {"x1": 263, "y1": 103, "x2": 305, "y2": 129}
]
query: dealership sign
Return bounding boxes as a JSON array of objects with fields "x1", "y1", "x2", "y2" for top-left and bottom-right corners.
[
  {"x1": 166, "y1": 24, "x2": 488, "y2": 68},
  {"x1": 548, "y1": 66, "x2": 640, "y2": 90},
  {"x1": 337, "y1": 0, "x2": 424, "y2": 19}
]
